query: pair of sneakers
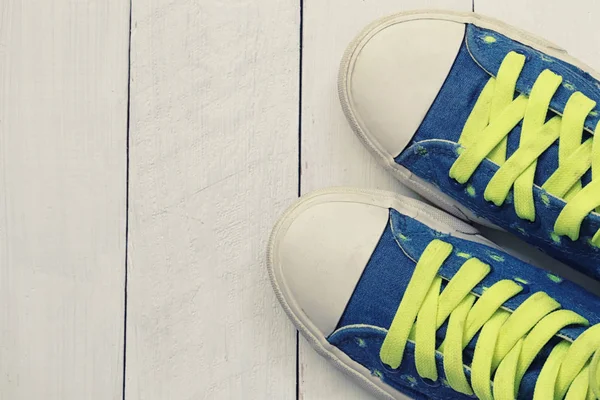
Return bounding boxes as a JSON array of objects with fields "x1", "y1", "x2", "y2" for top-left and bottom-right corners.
[{"x1": 268, "y1": 10, "x2": 600, "y2": 400}]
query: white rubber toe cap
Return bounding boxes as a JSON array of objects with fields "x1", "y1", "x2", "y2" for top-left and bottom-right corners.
[
  {"x1": 273, "y1": 199, "x2": 389, "y2": 337},
  {"x1": 347, "y1": 18, "x2": 465, "y2": 157}
]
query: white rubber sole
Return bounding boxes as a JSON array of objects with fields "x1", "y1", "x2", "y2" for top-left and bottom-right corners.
[
  {"x1": 338, "y1": 9, "x2": 600, "y2": 229},
  {"x1": 266, "y1": 187, "x2": 494, "y2": 400}
]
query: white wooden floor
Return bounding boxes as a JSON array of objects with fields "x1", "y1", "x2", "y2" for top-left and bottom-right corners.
[{"x1": 1, "y1": 1, "x2": 600, "y2": 399}]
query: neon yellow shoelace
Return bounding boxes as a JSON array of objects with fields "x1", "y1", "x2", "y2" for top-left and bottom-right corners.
[
  {"x1": 380, "y1": 240, "x2": 600, "y2": 399},
  {"x1": 448, "y1": 51, "x2": 600, "y2": 248}
]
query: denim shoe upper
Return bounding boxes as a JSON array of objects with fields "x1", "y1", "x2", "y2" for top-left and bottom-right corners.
[
  {"x1": 394, "y1": 24, "x2": 600, "y2": 279},
  {"x1": 328, "y1": 208, "x2": 600, "y2": 400}
]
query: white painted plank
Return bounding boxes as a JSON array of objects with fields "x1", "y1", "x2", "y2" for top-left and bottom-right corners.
[
  {"x1": 0, "y1": 1, "x2": 129, "y2": 399},
  {"x1": 125, "y1": 1, "x2": 299, "y2": 399},
  {"x1": 300, "y1": 1, "x2": 472, "y2": 399}
]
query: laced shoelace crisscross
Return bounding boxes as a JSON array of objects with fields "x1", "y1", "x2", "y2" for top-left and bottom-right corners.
[
  {"x1": 379, "y1": 239, "x2": 600, "y2": 399},
  {"x1": 449, "y1": 51, "x2": 600, "y2": 247}
]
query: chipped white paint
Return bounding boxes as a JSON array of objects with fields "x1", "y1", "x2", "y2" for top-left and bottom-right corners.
[{"x1": 0, "y1": 1, "x2": 129, "y2": 399}]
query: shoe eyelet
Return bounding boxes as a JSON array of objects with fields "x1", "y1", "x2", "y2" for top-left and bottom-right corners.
[
  {"x1": 514, "y1": 279, "x2": 531, "y2": 295},
  {"x1": 550, "y1": 232, "x2": 563, "y2": 245},
  {"x1": 378, "y1": 359, "x2": 401, "y2": 375},
  {"x1": 514, "y1": 50, "x2": 530, "y2": 61},
  {"x1": 486, "y1": 200, "x2": 503, "y2": 211},
  {"x1": 586, "y1": 235, "x2": 600, "y2": 249},
  {"x1": 419, "y1": 376, "x2": 441, "y2": 388},
  {"x1": 522, "y1": 217, "x2": 541, "y2": 230},
  {"x1": 448, "y1": 174, "x2": 465, "y2": 188}
]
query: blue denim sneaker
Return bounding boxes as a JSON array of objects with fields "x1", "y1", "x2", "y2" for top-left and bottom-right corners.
[
  {"x1": 268, "y1": 188, "x2": 600, "y2": 400},
  {"x1": 338, "y1": 10, "x2": 600, "y2": 280}
]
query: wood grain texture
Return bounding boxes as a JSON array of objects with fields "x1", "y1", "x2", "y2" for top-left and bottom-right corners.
[
  {"x1": 299, "y1": 1, "x2": 472, "y2": 399},
  {"x1": 0, "y1": 1, "x2": 129, "y2": 399},
  {"x1": 125, "y1": 1, "x2": 299, "y2": 399}
]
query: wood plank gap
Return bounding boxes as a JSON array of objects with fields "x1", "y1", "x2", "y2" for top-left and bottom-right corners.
[
  {"x1": 122, "y1": 0, "x2": 134, "y2": 399},
  {"x1": 296, "y1": 1, "x2": 304, "y2": 399},
  {"x1": 298, "y1": 0, "x2": 304, "y2": 200}
]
